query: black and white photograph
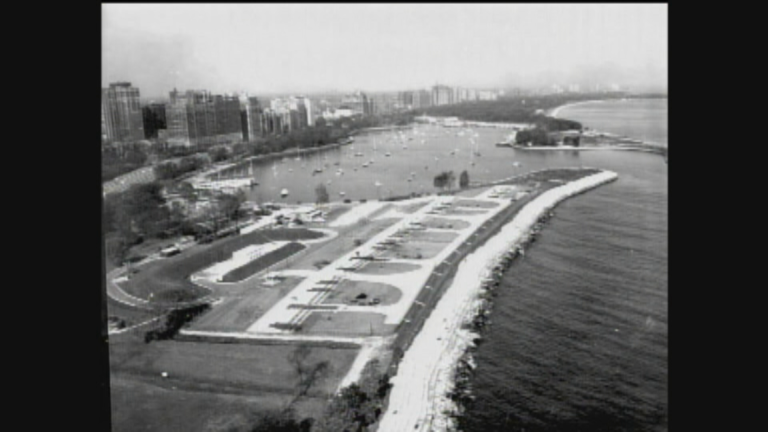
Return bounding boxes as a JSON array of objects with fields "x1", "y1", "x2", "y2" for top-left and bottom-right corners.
[{"x1": 102, "y1": 4, "x2": 668, "y2": 431}]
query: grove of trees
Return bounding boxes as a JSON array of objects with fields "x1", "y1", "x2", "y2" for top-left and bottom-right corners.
[
  {"x1": 459, "y1": 170, "x2": 469, "y2": 188},
  {"x1": 434, "y1": 170, "x2": 456, "y2": 190}
]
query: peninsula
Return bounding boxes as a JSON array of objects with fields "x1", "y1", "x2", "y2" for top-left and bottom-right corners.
[{"x1": 106, "y1": 166, "x2": 617, "y2": 431}]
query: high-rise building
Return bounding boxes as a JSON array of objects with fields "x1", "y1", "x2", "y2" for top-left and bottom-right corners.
[
  {"x1": 165, "y1": 89, "x2": 242, "y2": 147},
  {"x1": 102, "y1": 82, "x2": 144, "y2": 143},
  {"x1": 142, "y1": 103, "x2": 166, "y2": 139},
  {"x1": 431, "y1": 85, "x2": 453, "y2": 106},
  {"x1": 242, "y1": 96, "x2": 263, "y2": 141}
]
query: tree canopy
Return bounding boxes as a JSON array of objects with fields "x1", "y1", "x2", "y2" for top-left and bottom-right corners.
[{"x1": 434, "y1": 170, "x2": 456, "y2": 190}]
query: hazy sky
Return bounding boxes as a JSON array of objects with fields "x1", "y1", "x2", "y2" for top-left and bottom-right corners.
[{"x1": 103, "y1": 4, "x2": 667, "y2": 98}]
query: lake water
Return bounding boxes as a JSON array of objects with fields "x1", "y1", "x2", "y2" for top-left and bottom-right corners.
[{"x1": 460, "y1": 98, "x2": 668, "y2": 432}]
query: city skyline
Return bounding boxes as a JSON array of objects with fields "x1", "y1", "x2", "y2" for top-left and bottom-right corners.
[{"x1": 103, "y1": 4, "x2": 667, "y2": 99}]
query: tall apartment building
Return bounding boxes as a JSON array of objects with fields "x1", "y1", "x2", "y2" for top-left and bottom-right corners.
[
  {"x1": 238, "y1": 96, "x2": 263, "y2": 142},
  {"x1": 431, "y1": 85, "x2": 454, "y2": 106},
  {"x1": 165, "y1": 89, "x2": 242, "y2": 147},
  {"x1": 414, "y1": 89, "x2": 432, "y2": 109},
  {"x1": 102, "y1": 82, "x2": 144, "y2": 143},
  {"x1": 142, "y1": 103, "x2": 166, "y2": 139}
]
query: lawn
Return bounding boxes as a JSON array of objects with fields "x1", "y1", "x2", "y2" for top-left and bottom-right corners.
[
  {"x1": 110, "y1": 375, "x2": 296, "y2": 432},
  {"x1": 120, "y1": 228, "x2": 324, "y2": 304},
  {"x1": 221, "y1": 242, "x2": 306, "y2": 282},
  {"x1": 300, "y1": 311, "x2": 395, "y2": 336},
  {"x1": 189, "y1": 277, "x2": 305, "y2": 332},
  {"x1": 109, "y1": 338, "x2": 359, "y2": 398},
  {"x1": 320, "y1": 280, "x2": 402, "y2": 306}
]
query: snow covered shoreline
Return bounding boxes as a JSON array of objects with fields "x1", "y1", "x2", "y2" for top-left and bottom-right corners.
[{"x1": 377, "y1": 169, "x2": 618, "y2": 432}]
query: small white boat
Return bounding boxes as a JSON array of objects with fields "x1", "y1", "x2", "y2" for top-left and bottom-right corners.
[{"x1": 280, "y1": 188, "x2": 289, "y2": 198}]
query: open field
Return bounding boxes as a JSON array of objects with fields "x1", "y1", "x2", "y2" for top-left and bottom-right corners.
[
  {"x1": 355, "y1": 261, "x2": 422, "y2": 275},
  {"x1": 109, "y1": 337, "x2": 358, "y2": 397},
  {"x1": 321, "y1": 280, "x2": 402, "y2": 306},
  {"x1": 221, "y1": 242, "x2": 306, "y2": 282},
  {"x1": 300, "y1": 311, "x2": 395, "y2": 336},
  {"x1": 119, "y1": 228, "x2": 324, "y2": 304},
  {"x1": 110, "y1": 375, "x2": 323, "y2": 432},
  {"x1": 379, "y1": 241, "x2": 447, "y2": 260},
  {"x1": 189, "y1": 277, "x2": 306, "y2": 332}
]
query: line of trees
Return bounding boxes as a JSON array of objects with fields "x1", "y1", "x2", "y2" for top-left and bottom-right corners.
[
  {"x1": 102, "y1": 143, "x2": 149, "y2": 182},
  {"x1": 103, "y1": 181, "x2": 248, "y2": 266},
  {"x1": 153, "y1": 155, "x2": 208, "y2": 181},
  {"x1": 434, "y1": 170, "x2": 456, "y2": 190},
  {"x1": 416, "y1": 93, "x2": 623, "y2": 126},
  {"x1": 311, "y1": 359, "x2": 393, "y2": 431},
  {"x1": 143, "y1": 303, "x2": 211, "y2": 343}
]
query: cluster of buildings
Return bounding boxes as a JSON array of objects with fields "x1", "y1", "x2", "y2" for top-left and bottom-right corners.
[
  {"x1": 101, "y1": 81, "x2": 504, "y2": 148},
  {"x1": 398, "y1": 85, "x2": 501, "y2": 110}
]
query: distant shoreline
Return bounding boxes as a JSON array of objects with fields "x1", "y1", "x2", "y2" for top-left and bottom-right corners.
[
  {"x1": 547, "y1": 99, "x2": 608, "y2": 118},
  {"x1": 511, "y1": 143, "x2": 666, "y2": 155}
]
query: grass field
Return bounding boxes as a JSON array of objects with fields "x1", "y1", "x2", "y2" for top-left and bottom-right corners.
[
  {"x1": 189, "y1": 277, "x2": 306, "y2": 332},
  {"x1": 320, "y1": 280, "x2": 402, "y2": 306},
  {"x1": 300, "y1": 311, "x2": 395, "y2": 336},
  {"x1": 221, "y1": 242, "x2": 306, "y2": 282},
  {"x1": 355, "y1": 261, "x2": 422, "y2": 275},
  {"x1": 109, "y1": 337, "x2": 358, "y2": 397},
  {"x1": 120, "y1": 228, "x2": 324, "y2": 304},
  {"x1": 110, "y1": 375, "x2": 312, "y2": 432}
]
